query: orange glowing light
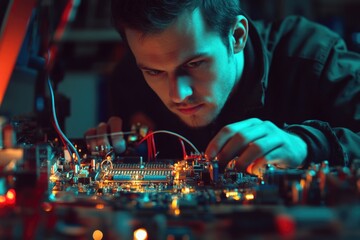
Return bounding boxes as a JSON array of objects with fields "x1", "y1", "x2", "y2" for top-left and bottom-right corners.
[
  {"x1": 171, "y1": 198, "x2": 179, "y2": 209},
  {"x1": 174, "y1": 208, "x2": 181, "y2": 216},
  {"x1": 92, "y1": 229, "x2": 104, "y2": 240},
  {"x1": 42, "y1": 202, "x2": 53, "y2": 212},
  {"x1": 300, "y1": 179, "x2": 306, "y2": 189},
  {"x1": 6, "y1": 189, "x2": 15, "y2": 199},
  {"x1": 133, "y1": 228, "x2": 148, "y2": 240},
  {"x1": 95, "y1": 204, "x2": 105, "y2": 210},
  {"x1": 6, "y1": 189, "x2": 16, "y2": 204},
  {"x1": 245, "y1": 193, "x2": 255, "y2": 200}
]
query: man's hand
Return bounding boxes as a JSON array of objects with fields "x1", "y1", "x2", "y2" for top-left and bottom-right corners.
[
  {"x1": 205, "y1": 118, "x2": 307, "y2": 175},
  {"x1": 84, "y1": 116, "x2": 126, "y2": 154}
]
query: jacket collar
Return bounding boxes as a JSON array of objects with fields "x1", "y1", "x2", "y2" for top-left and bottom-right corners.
[{"x1": 234, "y1": 17, "x2": 269, "y2": 114}]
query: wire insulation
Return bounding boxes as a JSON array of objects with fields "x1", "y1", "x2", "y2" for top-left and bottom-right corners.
[
  {"x1": 85, "y1": 131, "x2": 135, "y2": 140},
  {"x1": 138, "y1": 130, "x2": 201, "y2": 156},
  {"x1": 47, "y1": 78, "x2": 81, "y2": 165}
]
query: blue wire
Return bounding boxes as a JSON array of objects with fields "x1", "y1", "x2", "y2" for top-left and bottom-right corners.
[{"x1": 47, "y1": 78, "x2": 81, "y2": 166}]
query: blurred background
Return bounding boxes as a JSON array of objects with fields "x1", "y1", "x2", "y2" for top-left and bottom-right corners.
[{"x1": 1, "y1": 0, "x2": 360, "y2": 139}]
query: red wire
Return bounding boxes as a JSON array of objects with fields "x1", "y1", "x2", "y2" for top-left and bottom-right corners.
[
  {"x1": 138, "y1": 131, "x2": 191, "y2": 161},
  {"x1": 51, "y1": 120, "x2": 73, "y2": 161},
  {"x1": 138, "y1": 131, "x2": 154, "y2": 145},
  {"x1": 147, "y1": 135, "x2": 152, "y2": 161},
  {"x1": 145, "y1": 130, "x2": 154, "y2": 161}
]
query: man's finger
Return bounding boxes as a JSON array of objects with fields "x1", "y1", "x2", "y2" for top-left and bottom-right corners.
[
  {"x1": 96, "y1": 122, "x2": 110, "y2": 147},
  {"x1": 205, "y1": 118, "x2": 262, "y2": 160},
  {"x1": 108, "y1": 117, "x2": 126, "y2": 154}
]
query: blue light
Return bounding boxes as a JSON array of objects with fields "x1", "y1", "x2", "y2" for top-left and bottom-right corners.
[
  {"x1": 0, "y1": 179, "x2": 5, "y2": 195},
  {"x1": 352, "y1": 32, "x2": 360, "y2": 44},
  {"x1": 36, "y1": 96, "x2": 45, "y2": 111}
]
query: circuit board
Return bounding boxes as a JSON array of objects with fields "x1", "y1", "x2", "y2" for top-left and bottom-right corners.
[{"x1": 1, "y1": 136, "x2": 360, "y2": 240}]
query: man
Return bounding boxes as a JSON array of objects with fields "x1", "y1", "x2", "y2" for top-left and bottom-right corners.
[{"x1": 86, "y1": 0, "x2": 360, "y2": 175}]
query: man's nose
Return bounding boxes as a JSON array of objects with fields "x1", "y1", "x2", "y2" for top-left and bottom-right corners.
[{"x1": 168, "y1": 74, "x2": 193, "y2": 103}]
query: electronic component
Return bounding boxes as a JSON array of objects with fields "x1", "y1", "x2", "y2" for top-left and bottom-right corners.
[
  {"x1": 1, "y1": 112, "x2": 360, "y2": 240},
  {"x1": 106, "y1": 162, "x2": 174, "y2": 183}
]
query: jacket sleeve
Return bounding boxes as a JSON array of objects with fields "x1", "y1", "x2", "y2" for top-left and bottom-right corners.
[
  {"x1": 285, "y1": 121, "x2": 360, "y2": 167},
  {"x1": 285, "y1": 34, "x2": 360, "y2": 167}
]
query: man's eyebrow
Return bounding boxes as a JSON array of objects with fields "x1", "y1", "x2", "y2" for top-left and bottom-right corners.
[
  {"x1": 137, "y1": 64, "x2": 156, "y2": 71},
  {"x1": 137, "y1": 53, "x2": 208, "y2": 70},
  {"x1": 182, "y1": 53, "x2": 208, "y2": 64}
]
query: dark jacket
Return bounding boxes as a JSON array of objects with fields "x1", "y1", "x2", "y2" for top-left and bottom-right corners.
[{"x1": 108, "y1": 15, "x2": 360, "y2": 167}]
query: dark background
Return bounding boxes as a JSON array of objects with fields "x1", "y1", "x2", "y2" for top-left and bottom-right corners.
[
  {"x1": 58, "y1": 0, "x2": 360, "y2": 72},
  {"x1": 1, "y1": 0, "x2": 359, "y2": 138}
]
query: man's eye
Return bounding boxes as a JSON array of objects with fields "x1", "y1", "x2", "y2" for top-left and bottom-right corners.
[
  {"x1": 144, "y1": 70, "x2": 162, "y2": 76},
  {"x1": 186, "y1": 60, "x2": 204, "y2": 68}
]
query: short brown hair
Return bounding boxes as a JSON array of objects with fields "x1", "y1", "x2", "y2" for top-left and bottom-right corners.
[{"x1": 111, "y1": 0, "x2": 243, "y2": 49}]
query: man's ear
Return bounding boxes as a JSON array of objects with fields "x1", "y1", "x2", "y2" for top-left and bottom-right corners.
[{"x1": 231, "y1": 15, "x2": 248, "y2": 53}]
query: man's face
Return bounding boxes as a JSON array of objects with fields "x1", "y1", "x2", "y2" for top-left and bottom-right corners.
[{"x1": 125, "y1": 8, "x2": 241, "y2": 128}]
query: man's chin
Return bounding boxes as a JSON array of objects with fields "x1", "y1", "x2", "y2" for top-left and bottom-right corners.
[{"x1": 179, "y1": 115, "x2": 214, "y2": 129}]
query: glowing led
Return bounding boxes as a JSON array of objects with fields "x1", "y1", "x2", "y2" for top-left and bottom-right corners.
[
  {"x1": 171, "y1": 198, "x2": 178, "y2": 209},
  {"x1": 182, "y1": 187, "x2": 190, "y2": 194},
  {"x1": 0, "y1": 196, "x2": 6, "y2": 204},
  {"x1": 234, "y1": 196, "x2": 241, "y2": 201},
  {"x1": 6, "y1": 189, "x2": 15, "y2": 200},
  {"x1": 245, "y1": 193, "x2": 254, "y2": 200},
  {"x1": 226, "y1": 191, "x2": 237, "y2": 197},
  {"x1": 225, "y1": 191, "x2": 241, "y2": 201},
  {"x1": 95, "y1": 204, "x2": 105, "y2": 209},
  {"x1": 134, "y1": 228, "x2": 148, "y2": 240},
  {"x1": 42, "y1": 202, "x2": 53, "y2": 212},
  {"x1": 300, "y1": 179, "x2": 306, "y2": 189},
  {"x1": 92, "y1": 229, "x2": 104, "y2": 240},
  {"x1": 6, "y1": 189, "x2": 16, "y2": 204},
  {"x1": 174, "y1": 208, "x2": 181, "y2": 216}
]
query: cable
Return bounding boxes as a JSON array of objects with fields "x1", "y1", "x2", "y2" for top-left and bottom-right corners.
[
  {"x1": 147, "y1": 136, "x2": 152, "y2": 160},
  {"x1": 178, "y1": 138, "x2": 187, "y2": 159},
  {"x1": 51, "y1": 119, "x2": 72, "y2": 157},
  {"x1": 151, "y1": 134, "x2": 157, "y2": 159},
  {"x1": 47, "y1": 78, "x2": 81, "y2": 166},
  {"x1": 84, "y1": 131, "x2": 135, "y2": 140},
  {"x1": 138, "y1": 130, "x2": 201, "y2": 157},
  {"x1": 148, "y1": 132, "x2": 157, "y2": 161}
]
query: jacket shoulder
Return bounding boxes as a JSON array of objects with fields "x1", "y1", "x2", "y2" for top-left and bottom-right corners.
[{"x1": 254, "y1": 15, "x2": 345, "y2": 63}]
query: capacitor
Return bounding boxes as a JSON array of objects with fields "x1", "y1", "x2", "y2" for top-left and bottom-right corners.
[
  {"x1": 91, "y1": 159, "x2": 96, "y2": 171},
  {"x1": 74, "y1": 164, "x2": 80, "y2": 175}
]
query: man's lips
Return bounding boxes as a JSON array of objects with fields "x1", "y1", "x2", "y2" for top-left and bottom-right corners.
[{"x1": 177, "y1": 104, "x2": 204, "y2": 115}]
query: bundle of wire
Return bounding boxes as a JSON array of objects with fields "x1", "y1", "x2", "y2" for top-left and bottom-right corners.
[
  {"x1": 47, "y1": 78, "x2": 81, "y2": 167},
  {"x1": 138, "y1": 130, "x2": 201, "y2": 161},
  {"x1": 44, "y1": 1, "x2": 81, "y2": 169}
]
